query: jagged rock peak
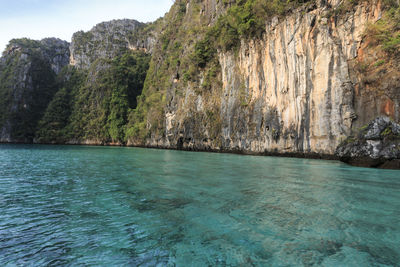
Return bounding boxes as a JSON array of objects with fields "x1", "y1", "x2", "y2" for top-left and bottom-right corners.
[
  {"x1": 4, "y1": 38, "x2": 68, "y2": 54},
  {"x1": 90, "y1": 19, "x2": 143, "y2": 33},
  {"x1": 70, "y1": 19, "x2": 156, "y2": 69},
  {"x1": 2, "y1": 38, "x2": 70, "y2": 75}
]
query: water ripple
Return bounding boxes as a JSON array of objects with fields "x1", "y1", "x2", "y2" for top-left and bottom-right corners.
[{"x1": 0, "y1": 144, "x2": 399, "y2": 266}]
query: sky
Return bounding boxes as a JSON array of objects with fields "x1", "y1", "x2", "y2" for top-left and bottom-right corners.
[{"x1": 0, "y1": 0, "x2": 173, "y2": 52}]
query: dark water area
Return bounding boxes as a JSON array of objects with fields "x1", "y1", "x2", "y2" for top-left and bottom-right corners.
[{"x1": 0, "y1": 144, "x2": 399, "y2": 266}]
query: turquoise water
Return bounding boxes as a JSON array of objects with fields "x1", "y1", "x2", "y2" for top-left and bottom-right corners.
[{"x1": 0, "y1": 145, "x2": 399, "y2": 266}]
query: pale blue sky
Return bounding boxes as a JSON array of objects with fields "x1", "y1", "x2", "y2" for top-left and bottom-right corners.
[{"x1": 0, "y1": 0, "x2": 173, "y2": 52}]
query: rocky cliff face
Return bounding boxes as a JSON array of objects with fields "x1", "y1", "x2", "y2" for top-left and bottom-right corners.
[
  {"x1": 0, "y1": 38, "x2": 70, "y2": 142},
  {"x1": 0, "y1": 18, "x2": 154, "y2": 145},
  {"x1": 39, "y1": 38, "x2": 71, "y2": 74},
  {"x1": 216, "y1": 0, "x2": 382, "y2": 155},
  {"x1": 70, "y1": 19, "x2": 156, "y2": 69},
  {"x1": 132, "y1": 0, "x2": 397, "y2": 159},
  {"x1": 1, "y1": 38, "x2": 70, "y2": 74}
]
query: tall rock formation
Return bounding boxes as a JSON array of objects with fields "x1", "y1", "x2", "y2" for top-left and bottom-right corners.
[
  {"x1": 70, "y1": 19, "x2": 156, "y2": 69},
  {"x1": 216, "y1": 0, "x2": 381, "y2": 155},
  {"x1": 127, "y1": 0, "x2": 399, "y2": 161},
  {"x1": 0, "y1": 19, "x2": 154, "y2": 144},
  {"x1": 36, "y1": 19, "x2": 153, "y2": 145},
  {"x1": 0, "y1": 38, "x2": 70, "y2": 142}
]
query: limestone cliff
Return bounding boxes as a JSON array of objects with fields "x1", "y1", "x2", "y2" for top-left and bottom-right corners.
[
  {"x1": 129, "y1": 0, "x2": 399, "y2": 160},
  {"x1": 0, "y1": 38, "x2": 70, "y2": 142},
  {"x1": 0, "y1": 20, "x2": 156, "y2": 145},
  {"x1": 217, "y1": 0, "x2": 382, "y2": 155},
  {"x1": 70, "y1": 19, "x2": 156, "y2": 69}
]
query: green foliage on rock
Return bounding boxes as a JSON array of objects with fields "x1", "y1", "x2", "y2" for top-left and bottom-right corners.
[
  {"x1": 125, "y1": 2, "x2": 189, "y2": 143},
  {"x1": 36, "y1": 50, "x2": 151, "y2": 144},
  {"x1": 0, "y1": 39, "x2": 59, "y2": 142},
  {"x1": 126, "y1": 0, "x2": 317, "y2": 146},
  {"x1": 365, "y1": 0, "x2": 400, "y2": 56},
  {"x1": 106, "y1": 51, "x2": 150, "y2": 142},
  {"x1": 209, "y1": 0, "x2": 314, "y2": 52},
  {"x1": 193, "y1": 35, "x2": 217, "y2": 68},
  {"x1": 35, "y1": 67, "x2": 85, "y2": 143}
]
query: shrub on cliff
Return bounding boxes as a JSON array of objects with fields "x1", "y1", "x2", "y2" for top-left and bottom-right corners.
[
  {"x1": 210, "y1": 0, "x2": 314, "y2": 51},
  {"x1": 365, "y1": 0, "x2": 400, "y2": 56},
  {"x1": 0, "y1": 40, "x2": 60, "y2": 142},
  {"x1": 192, "y1": 0, "x2": 315, "y2": 69},
  {"x1": 35, "y1": 51, "x2": 150, "y2": 144},
  {"x1": 35, "y1": 67, "x2": 85, "y2": 143}
]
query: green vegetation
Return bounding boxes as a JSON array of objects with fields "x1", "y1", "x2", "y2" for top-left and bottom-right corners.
[
  {"x1": 380, "y1": 125, "x2": 400, "y2": 138},
  {"x1": 126, "y1": 2, "x2": 188, "y2": 141},
  {"x1": 201, "y1": 64, "x2": 221, "y2": 90},
  {"x1": 106, "y1": 51, "x2": 150, "y2": 142},
  {"x1": 35, "y1": 51, "x2": 150, "y2": 144},
  {"x1": 382, "y1": 126, "x2": 393, "y2": 136},
  {"x1": 0, "y1": 40, "x2": 59, "y2": 142},
  {"x1": 191, "y1": 0, "x2": 314, "y2": 70},
  {"x1": 365, "y1": 1, "x2": 400, "y2": 56},
  {"x1": 193, "y1": 37, "x2": 216, "y2": 68},
  {"x1": 35, "y1": 67, "x2": 85, "y2": 143},
  {"x1": 5, "y1": 38, "x2": 42, "y2": 51},
  {"x1": 374, "y1": 59, "x2": 386, "y2": 67},
  {"x1": 0, "y1": 53, "x2": 20, "y2": 127},
  {"x1": 210, "y1": 0, "x2": 314, "y2": 52}
]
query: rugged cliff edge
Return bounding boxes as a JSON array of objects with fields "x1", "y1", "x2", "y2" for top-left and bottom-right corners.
[
  {"x1": 70, "y1": 19, "x2": 156, "y2": 69},
  {"x1": 0, "y1": 0, "x2": 399, "y2": 168}
]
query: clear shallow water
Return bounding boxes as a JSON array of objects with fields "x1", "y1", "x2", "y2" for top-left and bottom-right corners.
[{"x1": 0, "y1": 145, "x2": 399, "y2": 266}]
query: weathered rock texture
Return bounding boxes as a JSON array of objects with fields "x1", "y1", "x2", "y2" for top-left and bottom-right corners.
[
  {"x1": 139, "y1": 0, "x2": 394, "y2": 159},
  {"x1": 70, "y1": 19, "x2": 156, "y2": 69},
  {"x1": 336, "y1": 116, "x2": 400, "y2": 168},
  {"x1": 39, "y1": 38, "x2": 71, "y2": 74}
]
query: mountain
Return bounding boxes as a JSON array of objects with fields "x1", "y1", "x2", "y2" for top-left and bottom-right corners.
[
  {"x1": 0, "y1": 0, "x2": 399, "y2": 168},
  {"x1": 36, "y1": 19, "x2": 153, "y2": 145},
  {"x1": 0, "y1": 38, "x2": 69, "y2": 142}
]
